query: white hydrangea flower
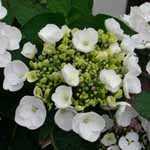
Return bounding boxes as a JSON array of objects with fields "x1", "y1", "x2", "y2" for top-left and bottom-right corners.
[
  {"x1": 0, "y1": 51, "x2": 11, "y2": 68},
  {"x1": 123, "y1": 54, "x2": 141, "y2": 76},
  {"x1": 72, "y1": 112, "x2": 105, "y2": 142},
  {"x1": 61, "y1": 64, "x2": 80, "y2": 87},
  {"x1": 123, "y1": 73, "x2": 141, "y2": 99},
  {"x1": 119, "y1": 131, "x2": 142, "y2": 150},
  {"x1": 21, "y1": 42, "x2": 37, "y2": 59},
  {"x1": 3, "y1": 60, "x2": 29, "y2": 92},
  {"x1": 107, "y1": 145, "x2": 120, "y2": 150},
  {"x1": 15, "y1": 96, "x2": 46, "y2": 130},
  {"x1": 115, "y1": 102, "x2": 138, "y2": 127},
  {"x1": 54, "y1": 107, "x2": 77, "y2": 131},
  {"x1": 0, "y1": 0, "x2": 7, "y2": 19},
  {"x1": 121, "y1": 36, "x2": 136, "y2": 54},
  {"x1": 0, "y1": 36, "x2": 8, "y2": 54},
  {"x1": 105, "y1": 18, "x2": 124, "y2": 40},
  {"x1": 99, "y1": 69, "x2": 122, "y2": 93},
  {"x1": 38, "y1": 24, "x2": 63, "y2": 43},
  {"x1": 102, "y1": 114, "x2": 114, "y2": 132},
  {"x1": 109, "y1": 43, "x2": 121, "y2": 54},
  {"x1": 72, "y1": 28, "x2": 98, "y2": 53},
  {"x1": 101, "y1": 132, "x2": 117, "y2": 146},
  {"x1": 51, "y1": 85, "x2": 72, "y2": 108},
  {"x1": 146, "y1": 60, "x2": 150, "y2": 75}
]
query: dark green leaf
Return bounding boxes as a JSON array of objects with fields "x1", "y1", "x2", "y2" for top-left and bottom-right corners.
[
  {"x1": 53, "y1": 127, "x2": 99, "y2": 150},
  {"x1": 134, "y1": 91, "x2": 150, "y2": 120},
  {"x1": 47, "y1": 0, "x2": 71, "y2": 17},
  {"x1": 8, "y1": 0, "x2": 49, "y2": 26}
]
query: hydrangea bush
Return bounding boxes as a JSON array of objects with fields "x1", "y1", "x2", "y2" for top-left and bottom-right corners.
[{"x1": 0, "y1": 0, "x2": 150, "y2": 150}]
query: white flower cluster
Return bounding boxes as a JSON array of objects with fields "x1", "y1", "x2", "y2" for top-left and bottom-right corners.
[{"x1": 1, "y1": 1, "x2": 149, "y2": 146}]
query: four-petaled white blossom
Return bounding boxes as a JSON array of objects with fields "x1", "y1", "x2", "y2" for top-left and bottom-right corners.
[
  {"x1": 115, "y1": 102, "x2": 138, "y2": 127},
  {"x1": 21, "y1": 42, "x2": 37, "y2": 59},
  {"x1": 123, "y1": 73, "x2": 141, "y2": 99},
  {"x1": 123, "y1": 54, "x2": 141, "y2": 76},
  {"x1": 38, "y1": 24, "x2": 63, "y2": 43},
  {"x1": 0, "y1": 0, "x2": 7, "y2": 19},
  {"x1": 15, "y1": 96, "x2": 46, "y2": 130},
  {"x1": 146, "y1": 60, "x2": 150, "y2": 75},
  {"x1": 3, "y1": 60, "x2": 29, "y2": 92},
  {"x1": 54, "y1": 107, "x2": 77, "y2": 131},
  {"x1": 52, "y1": 85, "x2": 72, "y2": 108},
  {"x1": 105, "y1": 18, "x2": 124, "y2": 40},
  {"x1": 72, "y1": 112, "x2": 105, "y2": 142},
  {"x1": 101, "y1": 132, "x2": 117, "y2": 147},
  {"x1": 119, "y1": 131, "x2": 142, "y2": 150},
  {"x1": 72, "y1": 28, "x2": 98, "y2": 53},
  {"x1": 121, "y1": 36, "x2": 136, "y2": 54},
  {"x1": 99, "y1": 69, "x2": 122, "y2": 93},
  {"x1": 61, "y1": 64, "x2": 80, "y2": 87}
]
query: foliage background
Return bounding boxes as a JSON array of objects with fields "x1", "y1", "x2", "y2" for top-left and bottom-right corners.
[{"x1": 0, "y1": 0, "x2": 150, "y2": 150}]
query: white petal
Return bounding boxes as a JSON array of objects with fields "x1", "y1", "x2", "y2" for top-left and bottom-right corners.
[
  {"x1": 115, "y1": 102, "x2": 138, "y2": 127},
  {"x1": 0, "y1": 51, "x2": 11, "y2": 68},
  {"x1": 4, "y1": 60, "x2": 29, "y2": 82},
  {"x1": 61, "y1": 64, "x2": 80, "y2": 86},
  {"x1": 55, "y1": 107, "x2": 77, "y2": 131},
  {"x1": 102, "y1": 114, "x2": 114, "y2": 132},
  {"x1": 107, "y1": 145, "x2": 120, "y2": 150},
  {"x1": 146, "y1": 60, "x2": 150, "y2": 75},
  {"x1": 0, "y1": 36, "x2": 8, "y2": 54},
  {"x1": 123, "y1": 54, "x2": 141, "y2": 76},
  {"x1": 126, "y1": 131, "x2": 139, "y2": 142},
  {"x1": 21, "y1": 42, "x2": 37, "y2": 59},
  {"x1": 51, "y1": 85, "x2": 72, "y2": 108},
  {"x1": 118, "y1": 136, "x2": 128, "y2": 149},
  {"x1": 123, "y1": 73, "x2": 141, "y2": 99},
  {"x1": 105, "y1": 18, "x2": 124, "y2": 40},
  {"x1": 99, "y1": 69, "x2": 122, "y2": 93},
  {"x1": 3, "y1": 78, "x2": 24, "y2": 92},
  {"x1": 2, "y1": 26, "x2": 22, "y2": 50},
  {"x1": 109, "y1": 43, "x2": 121, "y2": 54},
  {"x1": 121, "y1": 36, "x2": 136, "y2": 54},
  {"x1": 72, "y1": 112, "x2": 105, "y2": 142},
  {"x1": 15, "y1": 96, "x2": 46, "y2": 130},
  {"x1": 72, "y1": 28, "x2": 98, "y2": 53},
  {"x1": 139, "y1": 2, "x2": 150, "y2": 22},
  {"x1": 0, "y1": 6, "x2": 7, "y2": 19},
  {"x1": 38, "y1": 24, "x2": 63, "y2": 43}
]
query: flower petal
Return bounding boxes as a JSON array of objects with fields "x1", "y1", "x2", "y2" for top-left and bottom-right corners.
[
  {"x1": 55, "y1": 107, "x2": 77, "y2": 131},
  {"x1": 0, "y1": 51, "x2": 11, "y2": 68}
]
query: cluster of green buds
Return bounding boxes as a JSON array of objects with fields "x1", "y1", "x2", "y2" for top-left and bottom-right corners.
[{"x1": 26, "y1": 28, "x2": 125, "y2": 111}]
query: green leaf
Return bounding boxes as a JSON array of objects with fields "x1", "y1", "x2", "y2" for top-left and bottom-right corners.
[
  {"x1": 22, "y1": 13, "x2": 65, "y2": 45},
  {"x1": 134, "y1": 91, "x2": 150, "y2": 120},
  {"x1": 53, "y1": 127, "x2": 99, "y2": 150},
  {"x1": 47, "y1": 0, "x2": 71, "y2": 17},
  {"x1": 8, "y1": 0, "x2": 49, "y2": 26}
]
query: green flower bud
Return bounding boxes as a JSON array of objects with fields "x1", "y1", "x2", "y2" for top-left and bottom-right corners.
[
  {"x1": 44, "y1": 88, "x2": 51, "y2": 99},
  {"x1": 33, "y1": 86, "x2": 43, "y2": 98},
  {"x1": 26, "y1": 70, "x2": 40, "y2": 83},
  {"x1": 114, "y1": 89, "x2": 123, "y2": 99}
]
